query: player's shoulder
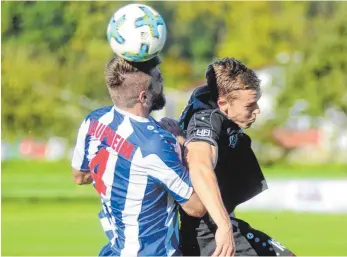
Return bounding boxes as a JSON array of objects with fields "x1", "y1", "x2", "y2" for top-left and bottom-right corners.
[
  {"x1": 84, "y1": 105, "x2": 114, "y2": 121},
  {"x1": 148, "y1": 130, "x2": 176, "y2": 151},
  {"x1": 190, "y1": 108, "x2": 226, "y2": 128},
  {"x1": 140, "y1": 123, "x2": 178, "y2": 158}
]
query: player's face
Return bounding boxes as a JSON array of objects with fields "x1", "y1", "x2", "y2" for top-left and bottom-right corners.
[
  {"x1": 147, "y1": 68, "x2": 166, "y2": 112},
  {"x1": 226, "y1": 88, "x2": 261, "y2": 129}
]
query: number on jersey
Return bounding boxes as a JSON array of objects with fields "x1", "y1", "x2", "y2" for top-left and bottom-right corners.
[{"x1": 89, "y1": 148, "x2": 109, "y2": 195}]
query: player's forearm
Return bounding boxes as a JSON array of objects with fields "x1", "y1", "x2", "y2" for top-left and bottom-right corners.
[{"x1": 189, "y1": 165, "x2": 231, "y2": 229}]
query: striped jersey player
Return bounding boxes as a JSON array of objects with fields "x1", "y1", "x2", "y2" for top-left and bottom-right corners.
[{"x1": 71, "y1": 57, "x2": 205, "y2": 256}]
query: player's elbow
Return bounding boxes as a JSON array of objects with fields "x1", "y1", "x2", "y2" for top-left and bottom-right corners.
[
  {"x1": 187, "y1": 206, "x2": 207, "y2": 218},
  {"x1": 181, "y1": 192, "x2": 207, "y2": 218}
]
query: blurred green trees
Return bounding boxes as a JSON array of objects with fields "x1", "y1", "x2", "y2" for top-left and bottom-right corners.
[
  {"x1": 2, "y1": 1, "x2": 347, "y2": 141},
  {"x1": 278, "y1": 2, "x2": 347, "y2": 116}
]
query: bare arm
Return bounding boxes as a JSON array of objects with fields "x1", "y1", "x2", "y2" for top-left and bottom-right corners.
[
  {"x1": 159, "y1": 117, "x2": 225, "y2": 220},
  {"x1": 72, "y1": 168, "x2": 93, "y2": 185},
  {"x1": 186, "y1": 141, "x2": 235, "y2": 256},
  {"x1": 160, "y1": 116, "x2": 234, "y2": 255},
  {"x1": 180, "y1": 190, "x2": 207, "y2": 217},
  {"x1": 185, "y1": 141, "x2": 230, "y2": 229}
]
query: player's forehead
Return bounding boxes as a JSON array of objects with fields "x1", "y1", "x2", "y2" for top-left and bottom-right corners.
[{"x1": 237, "y1": 88, "x2": 261, "y2": 103}]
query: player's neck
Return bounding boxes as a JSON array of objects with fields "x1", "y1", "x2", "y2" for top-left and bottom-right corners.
[{"x1": 115, "y1": 104, "x2": 150, "y2": 120}]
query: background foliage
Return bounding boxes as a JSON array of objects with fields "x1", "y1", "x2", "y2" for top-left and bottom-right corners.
[{"x1": 2, "y1": 1, "x2": 347, "y2": 143}]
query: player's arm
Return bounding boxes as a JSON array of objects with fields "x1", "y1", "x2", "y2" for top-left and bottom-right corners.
[
  {"x1": 159, "y1": 116, "x2": 229, "y2": 221},
  {"x1": 180, "y1": 190, "x2": 206, "y2": 217},
  {"x1": 71, "y1": 119, "x2": 93, "y2": 185},
  {"x1": 159, "y1": 116, "x2": 228, "y2": 222},
  {"x1": 146, "y1": 139, "x2": 206, "y2": 218},
  {"x1": 160, "y1": 115, "x2": 228, "y2": 222},
  {"x1": 184, "y1": 112, "x2": 230, "y2": 226},
  {"x1": 185, "y1": 111, "x2": 235, "y2": 256},
  {"x1": 185, "y1": 141, "x2": 230, "y2": 228}
]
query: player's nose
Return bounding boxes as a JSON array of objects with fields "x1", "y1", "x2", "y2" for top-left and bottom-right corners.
[{"x1": 254, "y1": 105, "x2": 260, "y2": 115}]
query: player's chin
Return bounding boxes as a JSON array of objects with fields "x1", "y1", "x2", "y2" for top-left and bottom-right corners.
[{"x1": 243, "y1": 120, "x2": 256, "y2": 129}]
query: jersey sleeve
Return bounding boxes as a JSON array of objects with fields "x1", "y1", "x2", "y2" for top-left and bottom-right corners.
[
  {"x1": 146, "y1": 139, "x2": 193, "y2": 204},
  {"x1": 185, "y1": 109, "x2": 223, "y2": 148},
  {"x1": 71, "y1": 118, "x2": 91, "y2": 172}
]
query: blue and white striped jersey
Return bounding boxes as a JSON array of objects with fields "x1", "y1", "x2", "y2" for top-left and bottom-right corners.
[{"x1": 71, "y1": 105, "x2": 193, "y2": 256}]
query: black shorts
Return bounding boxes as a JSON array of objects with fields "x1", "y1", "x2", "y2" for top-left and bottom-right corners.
[{"x1": 180, "y1": 216, "x2": 295, "y2": 256}]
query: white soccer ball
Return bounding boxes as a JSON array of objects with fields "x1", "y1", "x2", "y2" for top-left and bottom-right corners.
[{"x1": 107, "y1": 4, "x2": 167, "y2": 62}]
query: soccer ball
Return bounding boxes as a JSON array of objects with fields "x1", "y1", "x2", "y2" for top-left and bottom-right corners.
[{"x1": 107, "y1": 4, "x2": 167, "y2": 62}]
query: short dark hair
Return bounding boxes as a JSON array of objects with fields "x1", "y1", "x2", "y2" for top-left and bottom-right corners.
[
  {"x1": 104, "y1": 56, "x2": 161, "y2": 108},
  {"x1": 206, "y1": 58, "x2": 260, "y2": 102}
]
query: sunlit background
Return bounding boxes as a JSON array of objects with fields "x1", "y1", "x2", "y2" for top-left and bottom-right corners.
[{"x1": 2, "y1": 1, "x2": 347, "y2": 256}]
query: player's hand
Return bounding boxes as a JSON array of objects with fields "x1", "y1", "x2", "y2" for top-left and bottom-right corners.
[
  {"x1": 159, "y1": 117, "x2": 180, "y2": 136},
  {"x1": 212, "y1": 224, "x2": 235, "y2": 256}
]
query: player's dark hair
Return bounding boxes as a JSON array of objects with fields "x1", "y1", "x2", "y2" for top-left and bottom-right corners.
[{"x1": 205, "y1": 58, "x2": 260, "y2": 102}]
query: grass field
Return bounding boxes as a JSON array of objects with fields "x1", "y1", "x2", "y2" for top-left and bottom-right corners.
[
  {"x1": 2, "y1": 160, "x2": 347, "y2": 256},
  {"x1": 2, "y1": 160, "x2": 346, "y2": 200},
  {"x1": 2, "y1": 201, "x2": 347, "y2": 256}
]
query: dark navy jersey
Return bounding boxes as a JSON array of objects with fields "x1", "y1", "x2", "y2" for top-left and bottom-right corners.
[{"x1": 178, "y1": 85, "x2": 267, "y2": 212}]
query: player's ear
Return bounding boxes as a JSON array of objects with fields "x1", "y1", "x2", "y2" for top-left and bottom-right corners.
[
  {"x1": 217, "y1": 96, "x2": 229, "y2": 113},
  {"x1": 139, "y1": 90, "x2": 147, "y2": 104}
]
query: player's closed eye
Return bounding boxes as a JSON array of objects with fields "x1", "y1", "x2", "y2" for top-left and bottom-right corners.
[{"x1": 246, "y1": 103, "x2": 256, "y2": 109}]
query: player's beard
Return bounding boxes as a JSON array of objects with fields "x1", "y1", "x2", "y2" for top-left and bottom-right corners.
[{"x1": 150, "y1": 90, "x2": 166, "y2": 112}]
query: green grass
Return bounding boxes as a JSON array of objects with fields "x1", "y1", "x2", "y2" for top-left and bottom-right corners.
[
  {"x1": 236, "y1": 211, "x2": 347, "y2": 256},
  {"x1": 262, "y1": 163, "x2": 347, "y2": 178},
  {"x1": 1, "y1": 160, "x2": 347, "y2": 256},
  {"x1": 2, "y1": 160, "x2": 346, "y2": 200},
  {"x1": 2, "y1": 201, "x2": 347, "y2": 256},
  {"x1": 1, "y1": 160, "x2": 97, "y2": 200},
  {"x1": 1, "y1": 201, "x2": 105, "y2": 256}
]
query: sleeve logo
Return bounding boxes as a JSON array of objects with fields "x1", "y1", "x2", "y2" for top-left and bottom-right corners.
[
  {"x1": 229, "y1": 135, "x2": 238, "y2": 148},
  {"x1": 196, "y1": 129, "x2": 211, "y2": 137}
]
